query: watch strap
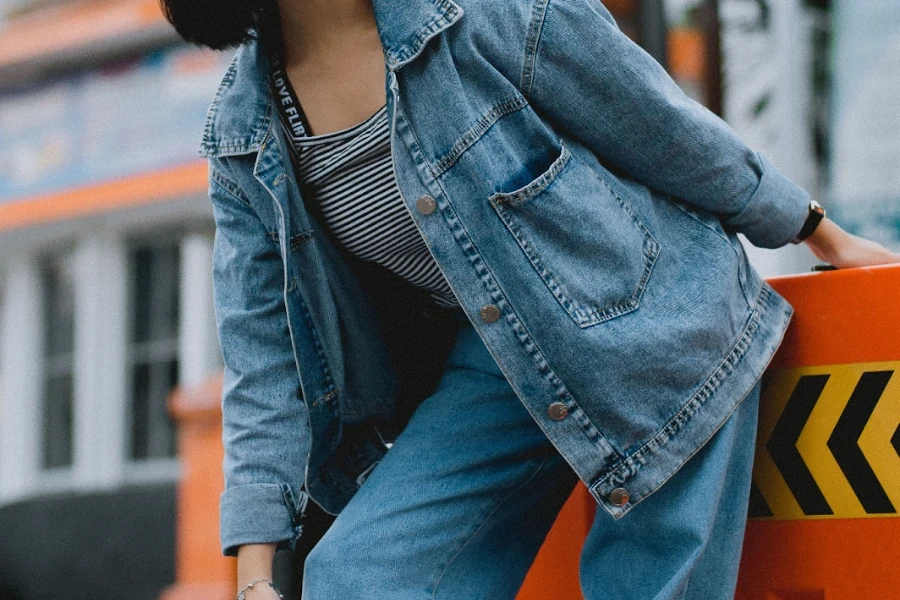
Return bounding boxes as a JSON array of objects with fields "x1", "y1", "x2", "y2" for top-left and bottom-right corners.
[{"x1": 791, "y1": 201, "x2": 826, "y2": 244}]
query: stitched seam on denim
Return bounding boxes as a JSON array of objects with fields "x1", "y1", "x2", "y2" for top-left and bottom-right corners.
[
  {"x1": 199, "y1": 56, "x2": 239, "y2": 154},
  {"x1": 601, "y1": 371, "x2": 764, "y2": 523},
  {"x1": 521, "y1": 0, "x2": 551, "y2": 97},
  {"x1": 443, "y1": 173, "x2": 615, "y2": 452},
  {"x1": 202, "y1": 140, "x2": 266, "y2": 156},
  {"x1": 205, "y1": 97, "x2": 274, "y2": 158},
  {"x1": 200, "y1": 39, "x2": 275, "y2": 157},
  {"x1": 595, "y1": 283, "x2": 771, "y2": 493},
  {"x1": 399, "y1": 103, "x2": 616, "y2": 456},
  {"x1": 210, "y1": 168, "x2": 253, "y2": 208},
  {"x1": 492, "y1": 200, "x2": 643, "y2": 327},
  {"x1": 296, "y1": 295, "x2": 337, "y2": 407},
  {"x1": 388, "y1": 0, "x2": 461, "y2": 66},
  {"x1": 429, "y1": 454, "x2": 555, "y2": 599},
  {"x1": 205, "y1": 94, "x2": 274, "y2": 158},
  {"x1": 570, "y1": 166, "x2": 661, "y2": 325},
  {"x1": 489, "y1": 148, "x2": 660, "y2": 328},
  {"x1": 488, "y1": 139, "x2": 570, "y2": 205},
  {"x1": 256, "y1": 100, "x2": 277, "y2": 170},
  {"x1": 432, "y1": 96, "x2": 529, "y2": 177}
]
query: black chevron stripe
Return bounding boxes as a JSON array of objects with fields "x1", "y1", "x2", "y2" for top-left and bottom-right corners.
[
  {"x1": 892, "y1": 422, "x2": 900, "y2": 459},
  {"x1": 748, "y1": 480, "x2": 773, "y2": 518},
  {"x1": 767, "y1": 374, "x2": 833, "y2": 515},
  {"x1": 827, "y1": 370, "x2": 896, "y2": 514}
]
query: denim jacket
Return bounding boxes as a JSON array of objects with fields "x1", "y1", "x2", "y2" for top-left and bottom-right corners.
[{"x1": 199, "y1": 0, "x2": 810, "y2": 557}]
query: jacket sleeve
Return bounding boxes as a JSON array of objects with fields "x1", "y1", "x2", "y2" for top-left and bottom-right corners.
[
  {"x1": 522, "y1": 0, "x2": 811, "y2": 248},
  {"x1": 207, "y1": 159, "x2": 310, "y2": 557}
]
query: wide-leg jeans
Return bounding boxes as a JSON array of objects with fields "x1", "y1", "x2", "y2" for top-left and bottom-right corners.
[{"x1": 302, "y1": 306, "x2": 762, "y2": 600}]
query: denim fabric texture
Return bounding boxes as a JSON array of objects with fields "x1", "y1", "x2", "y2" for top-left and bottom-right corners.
[
  {"x1": 300, "y1": 312, "x2": 762, "y2": 599},
  {"x1": 200, "y1": 0, "x2": 807, "y2": 558}
]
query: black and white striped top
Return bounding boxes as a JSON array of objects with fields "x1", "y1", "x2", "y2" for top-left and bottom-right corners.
[{"x1": 267, "y1": 49, "x2": 460, "y2": 309}]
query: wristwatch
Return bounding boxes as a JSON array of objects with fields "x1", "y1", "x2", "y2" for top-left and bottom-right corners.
[{"x1": 790, "y1": 200, "x2": 826, "y2": 244}]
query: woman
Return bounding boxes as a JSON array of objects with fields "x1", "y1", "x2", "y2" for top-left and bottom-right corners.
[{"x1": 163, "y1": 0, "x2": 900, "y2": 598}]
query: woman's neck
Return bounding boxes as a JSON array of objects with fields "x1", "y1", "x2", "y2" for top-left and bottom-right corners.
[{"x1": 275, "y1": 0, "x2": 380, "y2": 67}]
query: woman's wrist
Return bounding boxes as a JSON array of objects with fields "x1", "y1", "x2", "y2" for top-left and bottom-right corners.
[
  {"x1": 801, "y1": 216, "x2": 900, "y2": 269},
  {"x1": 236, "y1": 543, "x2": 277, "y2": 594},
  {"x1": 236, "y1": 578, "x2": 283, "y2": 600},
  {"x1": 802, "y1": 217, "x2": 841, "y2": 260}
]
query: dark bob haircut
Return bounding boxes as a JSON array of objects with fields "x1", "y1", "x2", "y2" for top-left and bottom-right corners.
[{"x1": 159, "y1": 0, "x2": 276, "y2": 50}]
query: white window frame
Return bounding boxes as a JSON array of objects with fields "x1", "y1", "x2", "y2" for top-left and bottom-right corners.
[
  {"x1": 37, "y1": 242, "x2": 79, "y2": 482},
  {"x1": 0, "y1": 200, "x2": 220, "y2": 504}
]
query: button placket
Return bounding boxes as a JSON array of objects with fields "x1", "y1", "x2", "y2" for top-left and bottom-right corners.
[
  {"x1": 415, "y1": 195, "x2": 436, "y2": 215},
  {"x1": 479, "y1": 304, "x2": 500, "y2": 323},
  {"x1": 547, "y1": 402, "x2": 568, "y2": 420},
  {"x1": 609, "y1": 487, "x2": 630, "y2": 506}
]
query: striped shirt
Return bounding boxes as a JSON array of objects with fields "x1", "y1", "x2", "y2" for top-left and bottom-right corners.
[{"x1": 267, "y1": 52, "x2": 460, "y2": 310}]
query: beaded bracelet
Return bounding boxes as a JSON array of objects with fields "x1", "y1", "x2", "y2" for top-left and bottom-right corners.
[{"x1": 234, "y1": 578, "x2": 284, "y2": 600}]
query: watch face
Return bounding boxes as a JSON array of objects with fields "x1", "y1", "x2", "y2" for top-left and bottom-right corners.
[{"x1": 810, "y1": 200, "x2": 825, "y2": 215}]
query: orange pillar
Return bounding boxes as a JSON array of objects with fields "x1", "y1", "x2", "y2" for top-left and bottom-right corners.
[
  {"x1": 736, "y1": 264, "x2": 900, "y2": 599},
  {"x1": 160, "y1": 373, "x2": 236, "y2": 600}
]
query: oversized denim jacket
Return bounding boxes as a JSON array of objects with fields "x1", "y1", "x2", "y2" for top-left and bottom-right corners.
[{"x1": 199, "y1": 0, "x2": 811, "y2": 557}]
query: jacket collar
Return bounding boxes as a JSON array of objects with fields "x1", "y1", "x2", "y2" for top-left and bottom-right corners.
[{"x1": 198, "y1": 0, "x2": 464, "y2": 158}]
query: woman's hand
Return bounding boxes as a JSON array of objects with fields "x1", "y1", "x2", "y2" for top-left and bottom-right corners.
[{"x1": 803, "y1": 217, "x2": 900, "y2": 269}]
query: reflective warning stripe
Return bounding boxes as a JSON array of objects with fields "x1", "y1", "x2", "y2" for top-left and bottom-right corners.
[{"x1": 751, "y1": 361, "x2": 900, "y2": 520}]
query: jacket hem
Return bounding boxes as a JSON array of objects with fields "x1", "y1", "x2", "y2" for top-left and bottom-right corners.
[{"x1": 588, "y1": 278, "x2": 794, "y2": 518}]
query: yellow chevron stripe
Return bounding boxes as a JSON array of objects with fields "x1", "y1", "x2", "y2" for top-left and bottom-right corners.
[
  {"x1": 858, "y1": 367, "x2": 900, "y2": 509},
  {"x1": 754, "y1": 369, "x2": 805, "y2": 519},
  {"x1": 796, "y1": 365, "x2": 864, "y2": 516}
]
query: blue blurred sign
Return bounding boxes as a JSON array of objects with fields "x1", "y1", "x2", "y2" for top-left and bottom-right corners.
[{"x1": 0, "y1": 44, "x2": 234, "y2": 202}]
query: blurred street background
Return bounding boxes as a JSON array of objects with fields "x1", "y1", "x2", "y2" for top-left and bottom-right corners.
[{"x1": 0, "y1": 0, "x2": 897, "y2": 598}]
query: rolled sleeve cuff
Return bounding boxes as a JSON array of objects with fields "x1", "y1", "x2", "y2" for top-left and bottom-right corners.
[
  {"x1": 722, "y1": 152, "x2": 811, "y2": 249},
  {"x1": 219, "y1": 482, "x2": 309, "y2": 557}
]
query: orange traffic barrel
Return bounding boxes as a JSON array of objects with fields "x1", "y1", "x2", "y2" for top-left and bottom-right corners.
[
  {"x1": 736, "y1": 264, "x2": 900, "y2": 599},
  {"x1": 516, "y1": 484, "x2": 595, "y2": 600}
]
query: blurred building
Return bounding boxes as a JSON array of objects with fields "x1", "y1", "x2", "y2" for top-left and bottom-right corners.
[
  {"x1": 828, "y1": 0, "x2": 900, "y2": 246},
  {"x1": 669, "y1": 0, "x2": 829, "y2": 277},
  {"x1": 718, "y1": 0, "x2": 828, "y2": 277},
  {"x1": 715, "y1": 0, "x2": 899, "y2": 272},
  {"x1": 0, "y1": 1, "x2": 229, "y2": 598}
]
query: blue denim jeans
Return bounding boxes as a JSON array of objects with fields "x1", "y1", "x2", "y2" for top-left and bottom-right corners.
[{"x1": 301, "y1": 307, "x2": 762, "y2": 600}]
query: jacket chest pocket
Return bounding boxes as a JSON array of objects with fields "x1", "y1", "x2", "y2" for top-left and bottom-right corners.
[{"x1": 488, "y1": 141, "x2": 660, "y2": 328}]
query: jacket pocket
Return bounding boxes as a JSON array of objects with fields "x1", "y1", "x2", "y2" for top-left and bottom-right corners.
[{"x1": 488, "y1": 141, "x2": 660, "y2": 328}]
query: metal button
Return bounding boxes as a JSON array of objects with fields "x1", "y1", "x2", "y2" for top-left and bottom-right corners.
[
  {"x1": 547, "y1": 402, "x2": 568, "y2": 420},
  {"x1": 479, "y1": 304, "x2": 500, "y2": 323},
  {"x1": 609, "y1": 487, "x2": 630, "y2": 506},
  {"x1": 416, "y1": 195, "x2": 436, "y2": 215}
]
